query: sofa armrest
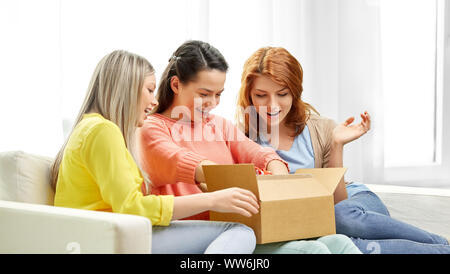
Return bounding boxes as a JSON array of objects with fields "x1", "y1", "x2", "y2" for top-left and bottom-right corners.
[{"x1": 0, "y1": 200, "x2": 152, "y2": 254}]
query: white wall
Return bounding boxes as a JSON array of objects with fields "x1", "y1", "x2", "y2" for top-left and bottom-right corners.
[
  {"x1": 0, "y1": 0, "x2": 448, "y2": 187},
  {"x1": 0, "y1": 0, "x2": 63, "y2": 157}
]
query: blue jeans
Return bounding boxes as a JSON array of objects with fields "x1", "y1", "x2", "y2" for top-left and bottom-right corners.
[
  {"x1": 335, "y1": 183, "x2": 450, "y2": 254},
  {"x1": 152, "y1": 220, "x2": 256, "y2": 254},
  {"x1": 152, "y1": 221, "x2": 361, "y2": 254}
]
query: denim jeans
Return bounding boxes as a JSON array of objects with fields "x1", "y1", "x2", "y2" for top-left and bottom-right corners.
[
  {"x1": 152, "y1": 220, "x2": 256, "y2": 254},
  {"x1": 152, "y1": 221, "x2": 361, "y2": 254},
  {"x1": 335, "y1": 183, "x2": 450, "y2": 254}
]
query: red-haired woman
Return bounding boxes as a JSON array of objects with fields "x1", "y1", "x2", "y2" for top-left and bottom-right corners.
[{"x1": 236, "y1": 46, "x2": 450, "y2": 254}]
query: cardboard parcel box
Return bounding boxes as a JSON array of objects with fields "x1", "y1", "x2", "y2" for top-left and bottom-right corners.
[{"x1": 203, "y1": 164, "x2": 346, "y2": 244}]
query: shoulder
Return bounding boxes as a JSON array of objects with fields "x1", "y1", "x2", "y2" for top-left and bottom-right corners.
[
  {"x1": 307, "y1": 113, "x2": 335, "y2": 124},
  {"x1": 85, "y1": 119, "x2": 124, "y2": 148},
  {"x1": 139, "y1": 114, "x2": 179, "y2": 143},
  {"x1": 305, "y1": 114, "x2": 337, "y2": 148},
  {"x1": 72, "y1": 114, "x2": 123, "y2": 145},
  {"x1": 307, "y1": 114, "x2": 337, "y2": 131},
  {"x1": 141, "y1": 114, "x2": 172, "y2": 131},
  {"x1": 70, "y1": 115, "x2": 125, "y2": 156},
  {"x1": 146, "y1": 113, "x2": 170, "y2": 123},
  {"x1": 88, "y1": 116, "x2": 121, "y2": 137}
]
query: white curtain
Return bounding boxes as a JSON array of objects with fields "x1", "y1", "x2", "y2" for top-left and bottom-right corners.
[
  {"x1": 0, "y1": 0, "x2": 384, "y2": 183},
  {"x1": 208, "y1": 0, "x2": 307, "y2": 122},
  {"x1": 302, "y1": 0, "x2": 449, "y2": 187},
  {"x1": 210, "y1": 0, "x2": 384, "y2": 184},
  {"x1": 274, "y1": 0, "x2": 384, "y2": 184},
  {"x1": 1, "y1": 0, "x2": 447, "y2": 187},
  {"x1": 59, "y1": 0, "x2": 207, "y2": 136}
]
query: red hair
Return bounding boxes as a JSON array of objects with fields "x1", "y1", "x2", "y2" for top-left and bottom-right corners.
[{"x1": 236, "y1": 47, "x2": 318, "y2": 137}]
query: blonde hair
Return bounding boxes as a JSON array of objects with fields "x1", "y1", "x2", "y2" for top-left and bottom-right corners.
[{"x1": 50, "y1": 50, "x2": 154, "y2": 190}]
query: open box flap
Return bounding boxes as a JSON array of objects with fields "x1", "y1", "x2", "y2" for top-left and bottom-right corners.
[
  {"x1": 295, "y1": 168, "x2": 347, "y2": 195},
  {"x1": 257, "y1": 174, "x2": 329, "y2": 201},
  {"x1": 203, "y1": 164, "x2": 259, "y2": 199}
]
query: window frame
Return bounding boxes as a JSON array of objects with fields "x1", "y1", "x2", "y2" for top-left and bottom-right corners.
[{"x1": 383, "y1": 0, "x2": 450, "y2": 187}]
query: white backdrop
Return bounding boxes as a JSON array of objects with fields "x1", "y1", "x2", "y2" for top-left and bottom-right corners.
[{"x1": 1, "y1": 0, "x2": 449, "y2": 187}]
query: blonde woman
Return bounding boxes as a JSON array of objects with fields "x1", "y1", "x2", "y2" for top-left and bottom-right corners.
[{"x1": 51, "y1": 50, "x2": 258, "y2": 254}]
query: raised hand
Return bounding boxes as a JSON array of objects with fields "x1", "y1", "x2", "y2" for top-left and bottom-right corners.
[{"x1": 332, "y1": 111, "x2": 371, "y2": 146}]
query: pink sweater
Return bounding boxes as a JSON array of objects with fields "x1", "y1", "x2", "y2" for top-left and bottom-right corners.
[{"x1": 138, "y1": 113, "x2": 286, "y2": 220}]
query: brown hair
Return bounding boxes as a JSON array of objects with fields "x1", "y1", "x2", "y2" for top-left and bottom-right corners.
[
  {"x1": 236, "y1": 47, "x2": 318, "y2": 137},
  {"x1": 155, "y1": 40, "x2": 228, "y2": 114}
]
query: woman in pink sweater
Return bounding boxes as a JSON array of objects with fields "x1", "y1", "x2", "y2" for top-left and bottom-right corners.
[
  {"x1": 138, "y1": 41, "x2": 360, "y2": 254},
  {"x1": 137, "y1": 40, "x2": 361, "y2": 254},
  {"x1": 137, "y1": 40, "x2": 289, "y2": 221}
]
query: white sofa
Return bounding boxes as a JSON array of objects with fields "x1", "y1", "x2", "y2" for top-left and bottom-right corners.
[{"x1": 0, "y1": 151, "x2": 152, "y2": 254}]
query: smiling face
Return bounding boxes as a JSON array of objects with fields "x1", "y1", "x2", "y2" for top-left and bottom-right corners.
[
  {"x1": 170, "y1": 69, "x2": 226, "y2": 121},
  {"x1": 250, "y1": 74, "x2": 293, "y2": 128},
  {"x1": 137, "y1": 73, "x2": 158, "y2": 127}
]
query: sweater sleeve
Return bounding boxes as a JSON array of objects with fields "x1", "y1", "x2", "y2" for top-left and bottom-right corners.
[
  {"x1": 138, "y1": 119, "x2": 208, "y2": 187},
  {"x1": 223, "y1": 118, "x2": 289, "y2": 171},
  {"x1": 81, "y1": 122, "x2": 174, "y2": 226},
  {"x1": 320, "y1": 118, "x2": 338, "y2": 168}
]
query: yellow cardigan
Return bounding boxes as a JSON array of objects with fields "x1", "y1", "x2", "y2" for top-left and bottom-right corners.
[{"x1": 54, "y1": 113, "x2": 174, "y2": 226}]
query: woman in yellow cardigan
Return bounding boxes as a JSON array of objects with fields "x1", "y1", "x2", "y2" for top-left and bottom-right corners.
[{"x1": 50, "y1": 50, "x2": 259, "y2": 254}]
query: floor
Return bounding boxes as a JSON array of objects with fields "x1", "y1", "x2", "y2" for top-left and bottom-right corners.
[{"x1": 366, "y1": 184, "x2": 450, "y2": 240}]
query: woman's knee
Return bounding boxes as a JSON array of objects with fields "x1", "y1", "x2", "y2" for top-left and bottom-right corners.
[
  {"x1": 279, "y1": 240, "x2": 331, "y2": 254},
  {"x1": 317, "y1": 234, "x2": 362, "y2": 254},
  {"x1": 204, "y1": 222, "x2": 256, "y2": 254},
  {"x1": 290, "y1": 240, "x2": 331, "y2": 254},
  {"x1": 335, "y1": 199, "x2": 364, "y2": 218},
  {"x1": 254, "y1": 240, "x2": 331, "y2": 254},
  {"x1": 334, "y1": 200, "x2": 367, "y2": 234},
  {"x1": 229, "y1": 223, "x2": 257, "y2": 247}
]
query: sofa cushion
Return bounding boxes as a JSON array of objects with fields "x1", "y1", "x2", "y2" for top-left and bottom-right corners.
[{"x1": 0, "y1": 151, "x2": 54, "y2": 205}]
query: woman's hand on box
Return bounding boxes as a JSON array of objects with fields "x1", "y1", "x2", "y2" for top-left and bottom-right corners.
[{"x1": 208, "y1": 187, "x2": 259, "y2": 217}]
